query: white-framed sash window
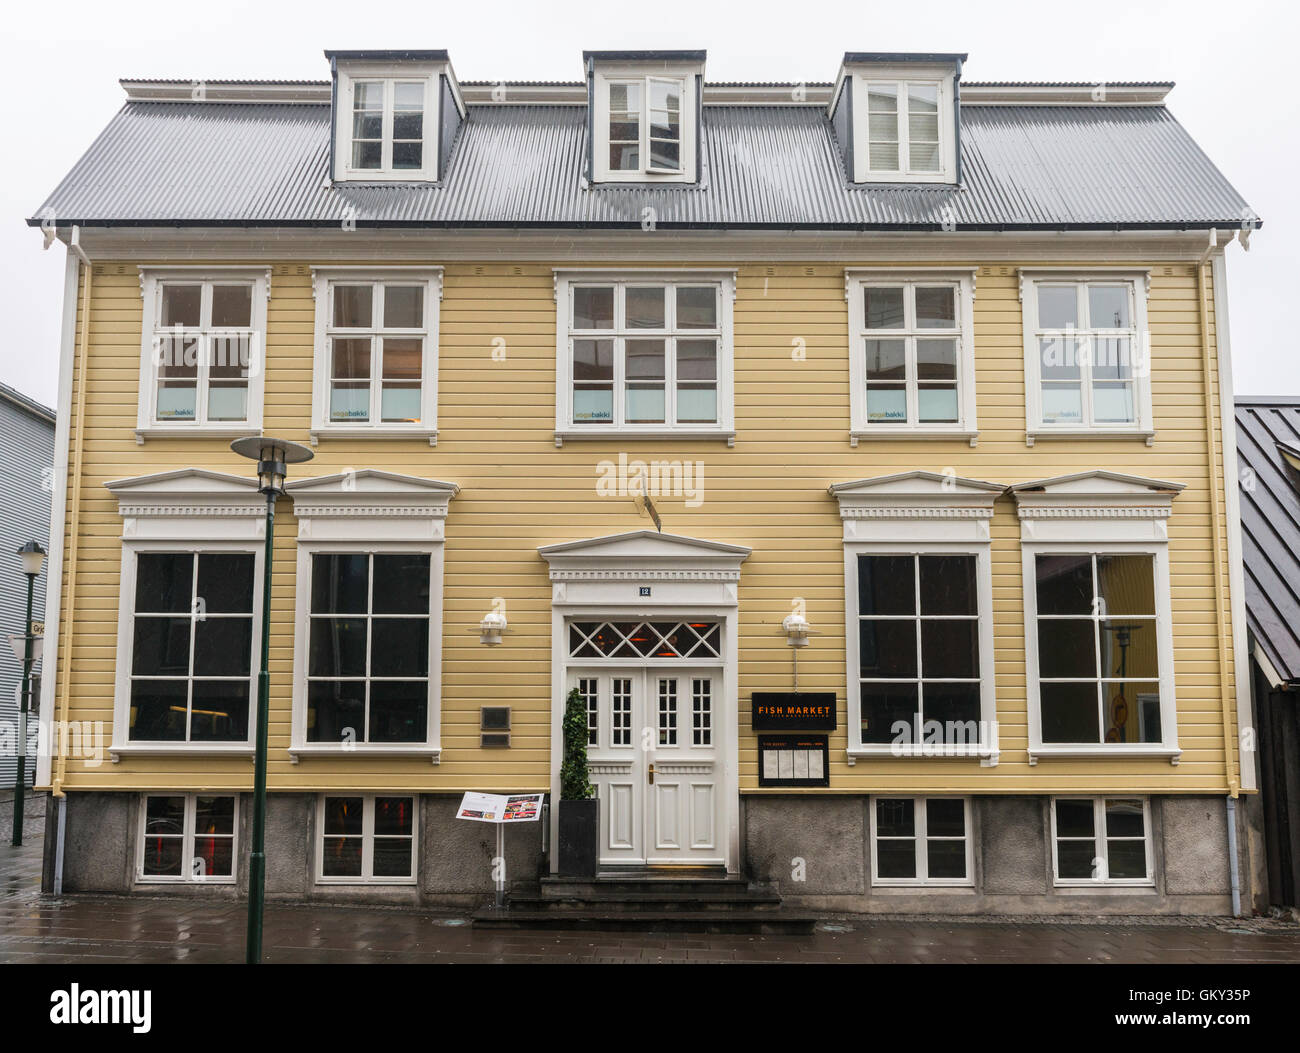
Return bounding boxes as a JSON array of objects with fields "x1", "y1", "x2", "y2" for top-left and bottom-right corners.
[
  {"x1": 1051, "y1": 797, "x2": 1154, "y2": 886},
  {"x1": 554, "y1": 269, "x2": 735, "y2": 442},
  {"x1": 591, "y1": 66, "x2": 698, "y2": 184},
  {"x1": 310, "y1": 267, "x2": 442, "y2": 443},
  {"x1": 1020, "y1": 270, "x2": 1153, "y2": 442},
  {"x1": 137, "y1": 793, "x2": 238, "y2": 884},
  {"x1": 332, "y1": 62, "x2": 442, "y2": 182},
  {"x1": 135, "y1": 267, "x2": 269, "y2": 441},
  {"x1": 845, "y1": 65, "x2": 958, "y2": 184},
  {"x1": 869, "y1": 796, "x2": 973, "y2": 886},
  {"x1": 846, "y1": 269, "x2": 977, "y2": 441},
  {"x1": 316, "y1": 794, "x2": 418, "y2": 884}
]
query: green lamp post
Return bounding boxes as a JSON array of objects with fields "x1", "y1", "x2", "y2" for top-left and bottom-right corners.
[
  {"x1": 11, "y1": 540, "x2": 45, "y2": 847},
  {"x1": 230, "y1": 437, "x2": 313, "y2": 964}
]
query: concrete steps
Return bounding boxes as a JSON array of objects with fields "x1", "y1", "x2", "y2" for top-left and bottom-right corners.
[{"x1": 472, "y1": 869, "x2": 816, "y2": 933}]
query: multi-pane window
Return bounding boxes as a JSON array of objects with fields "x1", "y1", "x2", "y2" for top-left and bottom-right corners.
[
  {"x1": 607, "y1": 78, "x2": 683, "y2": 174},
  {"x1": 857, "y1": 554, "x2": 981, "y2": 744},
  {"x1": 306, "y1": 553, "x2": 432, "y2": 745},
  {"x1": 578, "y1": 677, "x2": 599, "y2": 746},
  {"x1": 864, "y1": 81, "x2": 942, "y2": 174},
  {"x1": 872, "y1": 798, "x2": 971, "y2": 884},
  {"x1": 1053, "y1": 798, "x2": 1151, "y2": 884},
  {"x1": 1033, "y1": 553, "x2": 1162, "y2": 745},
  {"x1": 692, "y1": 678, "x2": 712, "y2": 746},
  {"x1": 319, "y1": 796, "x2": 416, "y2": 882},
  {"x1": 612, "y1": 678, "x2": 632, "y2": 747},
  {"x1": 150, "y1": 281, "x2": 256, "y2": 425},
  {"x1": 326, "y1": 280, "x2": 428, "y2": 425},
  {"x1": 658, "y1": 678, "x2": 678, "y2": 746},
  {"x1": 129, "y1": 552, "x2": 255, "y2": 743},
  {"x1": 568, "y1": 281, "x2": 721, "y2": 428},
  {"x1": 859, "y1": 281, "x2": 963, "y2": 427},
  {"x1": 139, "y1": 794, "x2": 236, "y2": 882},
  {"x1": 1032, "y1": 281, "x2": 1140, "y2": 427},
  {"x1": 349, "y1": 80, "x2": 426, "y2": 173},
  {"x1": 568, "y1": 620, "x2": 721, "y2": 659}
]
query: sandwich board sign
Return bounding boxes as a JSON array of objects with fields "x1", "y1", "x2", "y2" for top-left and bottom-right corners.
[{"x1": 455, "y1": 791, "x2": 544, "y2": 824}]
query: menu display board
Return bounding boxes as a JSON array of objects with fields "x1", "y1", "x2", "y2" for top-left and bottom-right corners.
[
  {"x1": 757, "y1": 735, "x2": 830, "y2": 787},
  {"x1": 455, "y1": 792, "x2": 545, "y2": 823}
]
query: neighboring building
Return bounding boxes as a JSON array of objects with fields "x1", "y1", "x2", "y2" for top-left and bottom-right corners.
[
  {"x1": 1236, "y1": 397, "x2": 1300, "y2": 909},
  {"x1": 0, "y1": 381, "x2": 55, "y2": 790},
  {"x1": 27, "y1": 48, "x2": 1261, "y2": 915}
]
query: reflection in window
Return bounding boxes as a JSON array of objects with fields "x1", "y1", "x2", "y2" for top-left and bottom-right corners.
[
  {"x1": 152, "y1": 281, "x2": 256, "y2": 425},
  {"x1": 873, "y1": 798, "x2": 969, "y2": 883},
  {"x1": 1034, "y1": 282, "x2": 1139, "y2": 427},
  {"x1": 859, "y1": 281, "x2": 963, "y2": 428},
  {"x1": 327, "y1": 281, "x2": 428, "y2": 425},
  {"x1": 130, "y1": 553, "x2": 255, "y2": 742},
  {"x1": 857, "y1": 554, "x2": 982, "y2": 744},
  {"x1": 320, "y1": 795, "x2": 415, "y2": 881},
  {"x1": 307, "y1": 553, "x2": 432, "y2": 744},
  {"x1": 1034, "y1": 554, "x2": 1161, "y2": 745},
  {"x1": 140, "y1": 794, "x2": 236, "y2": 881},
  {"x1": 1053, "y1": 798, "x2": 1150, "y2": 882}
]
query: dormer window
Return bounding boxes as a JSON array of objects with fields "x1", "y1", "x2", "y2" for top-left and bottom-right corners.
[
  {"x1": 832, "y1": 53, "x2": 963, "y2": 185},
  {"x1": 587, "y1": 51, "x2": 703, "y2": 184},
  {"x1": 327, "y1": 50, "x2": 465, "y2": 184}
]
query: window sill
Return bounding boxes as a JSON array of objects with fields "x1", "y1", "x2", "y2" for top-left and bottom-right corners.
[
  {"x1": 1026, "y1": 427, "x2": 1155, "y2": 447},
  {"x1": 315, "y1": 877, "x2": 419, "y2": 887},
  {"x1": 136, "y1": 876, "x2": 236, "y2": 886},
  {"x1": 555, "y1": 428, "x2": 735, "y2": 447},
  {"x1": 110, "y1": 743, "x2": 253, "y2": 763},
  {"x1": 1028, "y1": 745, "x2": 1181, "y2": 766},
  {"x1": 870, "y1": 882, "x2": 976, "y2": 892},
  {"x1": 851, "y1": 428, "x2": 978, "y2": 448},
  {"x1": 134, "y1": 425, "x2": 261, "y2": 445},
  {"x1": 847, "y1": 746, "x2": 999, "y2": 768},
  {"x1": 288, "y1": 745, "x2": 442, "y2": 765},
  {"x1": 1052, "y1": 881, "x2": 1157, "y2": 892},
  {"x1": 310, "y1": 426, "x2": 439, "y2": 447}
]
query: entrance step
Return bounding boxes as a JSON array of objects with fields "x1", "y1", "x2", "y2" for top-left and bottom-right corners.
[{"x1": 472, "y1": 869, "x2": 815, "y2": 933}]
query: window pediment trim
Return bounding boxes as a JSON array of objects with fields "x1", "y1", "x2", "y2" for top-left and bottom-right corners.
[
  {"x1": 540, "y1": 529, "x2": 749, "y2": 582},
  {"x1": 286, "y1": 469, "x2": 458, "y2": 542},
  {"x1": 831, "y1": 472, "x2": 1000, "y2": 540}
]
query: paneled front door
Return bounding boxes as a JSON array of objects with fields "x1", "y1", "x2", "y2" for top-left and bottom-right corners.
[{"x1": 569, "y1": 666, "x2": 722, "y2": 866}]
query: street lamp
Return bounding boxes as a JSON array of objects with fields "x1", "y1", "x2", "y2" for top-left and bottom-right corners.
[
  {"x1": 12, "y1": 541, "x2": 45, "y2": 847},
  {"x1": 230, "y1": 437, "x2": 313, "y2": 964}
]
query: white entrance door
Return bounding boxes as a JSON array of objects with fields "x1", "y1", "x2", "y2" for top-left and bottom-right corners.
[{"x1": 569, "y1": 666, "x2": 723, "y2": 866}]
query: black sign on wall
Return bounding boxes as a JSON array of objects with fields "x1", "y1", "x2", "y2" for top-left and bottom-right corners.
[
  {"x1": 757, "y1": 735, "x2": 830, "y2": 787},
  {"x1": 751, "y1": 692, "x2": 837, "y2": 731}
]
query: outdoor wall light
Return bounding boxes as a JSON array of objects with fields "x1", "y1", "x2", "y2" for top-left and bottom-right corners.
[
  {"x1": 18, "y1": 540, "x2": 46, "y2": 578},
  {"x1": 478, "y1": 609, "x2": 508, "y2": 646},
  {"x1": 782, "y1": 613, "x2": 812, "y2": 648}
]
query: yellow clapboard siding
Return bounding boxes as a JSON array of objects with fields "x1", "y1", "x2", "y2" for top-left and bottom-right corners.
[{"x1": 47, "y1": 258, "x2": 1240, "y2": 797}]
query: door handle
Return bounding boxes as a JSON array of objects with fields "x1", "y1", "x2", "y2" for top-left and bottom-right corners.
[{"x1": 647, "y1": 762, "x2": 655, "y2": 785}]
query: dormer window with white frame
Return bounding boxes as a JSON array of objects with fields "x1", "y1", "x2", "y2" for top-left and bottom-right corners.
[
  {"x1": 587, "y1": 52, "x2": 702, "y2": 184},
  {"x1": 328, "y1": 52, "x2": 462, "y2": 183},
  {"x1": 834, "y1": 55, "x2": 962, "y2": 184}
]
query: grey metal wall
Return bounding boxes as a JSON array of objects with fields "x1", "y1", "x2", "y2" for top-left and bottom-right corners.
[{"x1": 0, "y1": 391, "x2": 55, "y2": 789}]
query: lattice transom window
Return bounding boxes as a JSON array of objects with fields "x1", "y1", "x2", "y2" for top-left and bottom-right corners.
[{"x1": 568, "y1": 620, "x2": 721, "y2": 659}]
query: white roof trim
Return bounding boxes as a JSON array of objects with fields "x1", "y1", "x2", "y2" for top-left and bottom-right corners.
[{"x1": 1007, "y1": 469, "x2": 1185, "y2": 495}]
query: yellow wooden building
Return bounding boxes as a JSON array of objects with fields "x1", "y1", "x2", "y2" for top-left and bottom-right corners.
[{"x1": 26, "y1": 48, "x2": 1264, "y2": 915}]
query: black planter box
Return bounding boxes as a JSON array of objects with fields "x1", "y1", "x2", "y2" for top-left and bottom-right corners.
[{"x1": 558, "y1": 798, "x2": 599, "y2": 877}]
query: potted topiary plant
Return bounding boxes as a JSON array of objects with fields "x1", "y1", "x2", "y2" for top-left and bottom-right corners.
[{"x1": 558, "y1": 686, "x2": 599, "y2": 877}]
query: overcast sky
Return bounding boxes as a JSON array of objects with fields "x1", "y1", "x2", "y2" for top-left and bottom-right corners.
[{"x1": 4, "y1": 0, "x2": 1295, "y2": 408}]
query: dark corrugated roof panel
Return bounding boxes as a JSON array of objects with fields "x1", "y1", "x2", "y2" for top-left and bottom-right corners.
[
  {"x1": 1236, "y1": 399, "x2": 1300, "y2": 684},
  {"x1": 31, "y1": 101, "x2": 1253, "y2": 228}
]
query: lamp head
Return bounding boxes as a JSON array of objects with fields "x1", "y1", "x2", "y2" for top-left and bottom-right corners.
[
  {"x1": 18, "y1": 540, "x2": 46, "y2": 578},
  {"x1": 230, "y1": 436, "x2": 314, "y2": 495}
]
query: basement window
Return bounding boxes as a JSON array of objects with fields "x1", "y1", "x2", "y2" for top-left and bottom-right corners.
[{"x1": 138, "y1": 794, "x2": 237, "y2": 883}]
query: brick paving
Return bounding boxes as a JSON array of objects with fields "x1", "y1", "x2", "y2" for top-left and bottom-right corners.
[{"x1": 2, "y1": 833, "x2": 1298, "y2": 963}]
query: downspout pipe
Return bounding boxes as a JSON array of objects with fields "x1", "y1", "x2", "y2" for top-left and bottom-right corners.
[{"x1": 1227, "y1": 794, "x2": 1242, "y2": 917}]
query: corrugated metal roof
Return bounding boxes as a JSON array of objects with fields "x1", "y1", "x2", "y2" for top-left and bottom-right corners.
[
  {"x1": 30, "y1": 100, "x2": 1253, "y2": 229},
  {"x1": 1237, "y1": 399, "x2": 1300, "y2": 684}
]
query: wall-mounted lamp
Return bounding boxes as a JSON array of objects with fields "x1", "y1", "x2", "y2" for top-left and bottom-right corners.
[
  {"x1": 478, "y1": 609, "x2": 508, "y2": 646},
  {"x1": 782, "y1": 612, "x2": 812, "y2": 648}
]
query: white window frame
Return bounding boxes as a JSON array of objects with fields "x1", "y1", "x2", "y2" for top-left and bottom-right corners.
[
  {"x1": 846, "y1": 269, "x2": 978, "y2": 442},
  {"x1": 832, "y1": 472, "x2": 1001, "y2": 763},
  {"x1": 285, "y1": 469, "x2": 456, "y2": 763},
  {"x1": 848, "y1": 67, "x2": 957, "y2": 184},
  {"x1": 869, "y1": 796, "x2": 974, "y2": 887},
  {"x1": 315, "y1": 794, "x2": 419, "y2": 885},
  {"x1": 310, "y1": 267, "x2": 442, "y2": 444},
  {"x1": 553, "y1": 269, "x2": 736, "y2": 443},
  {"x1": 333, "y1": 63, "x2": 441, "y2": 182},
  {"x1": 137, "y1": 793, "x2": 239, "y2": 885},
  {"x1": 1050, "y1": 796, "x2": 1154, "y2": 887},
  {"x1": 591, "y1": 67, "x2": 698, "y2": 184},
  {"x1": 135, "y1": 267, "x2": 269, "y2": 442},
  {"x1": 1020, "y1": 269, "x2": 1154, "y2": 443},
  {"x1": 1023, "y1": 542, "x2": 1178, "y2": 760}
]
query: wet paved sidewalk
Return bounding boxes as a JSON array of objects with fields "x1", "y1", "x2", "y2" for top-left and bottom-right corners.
[{"x1": 3, "y1": 835, "x2": 1299, "y2": 963}]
